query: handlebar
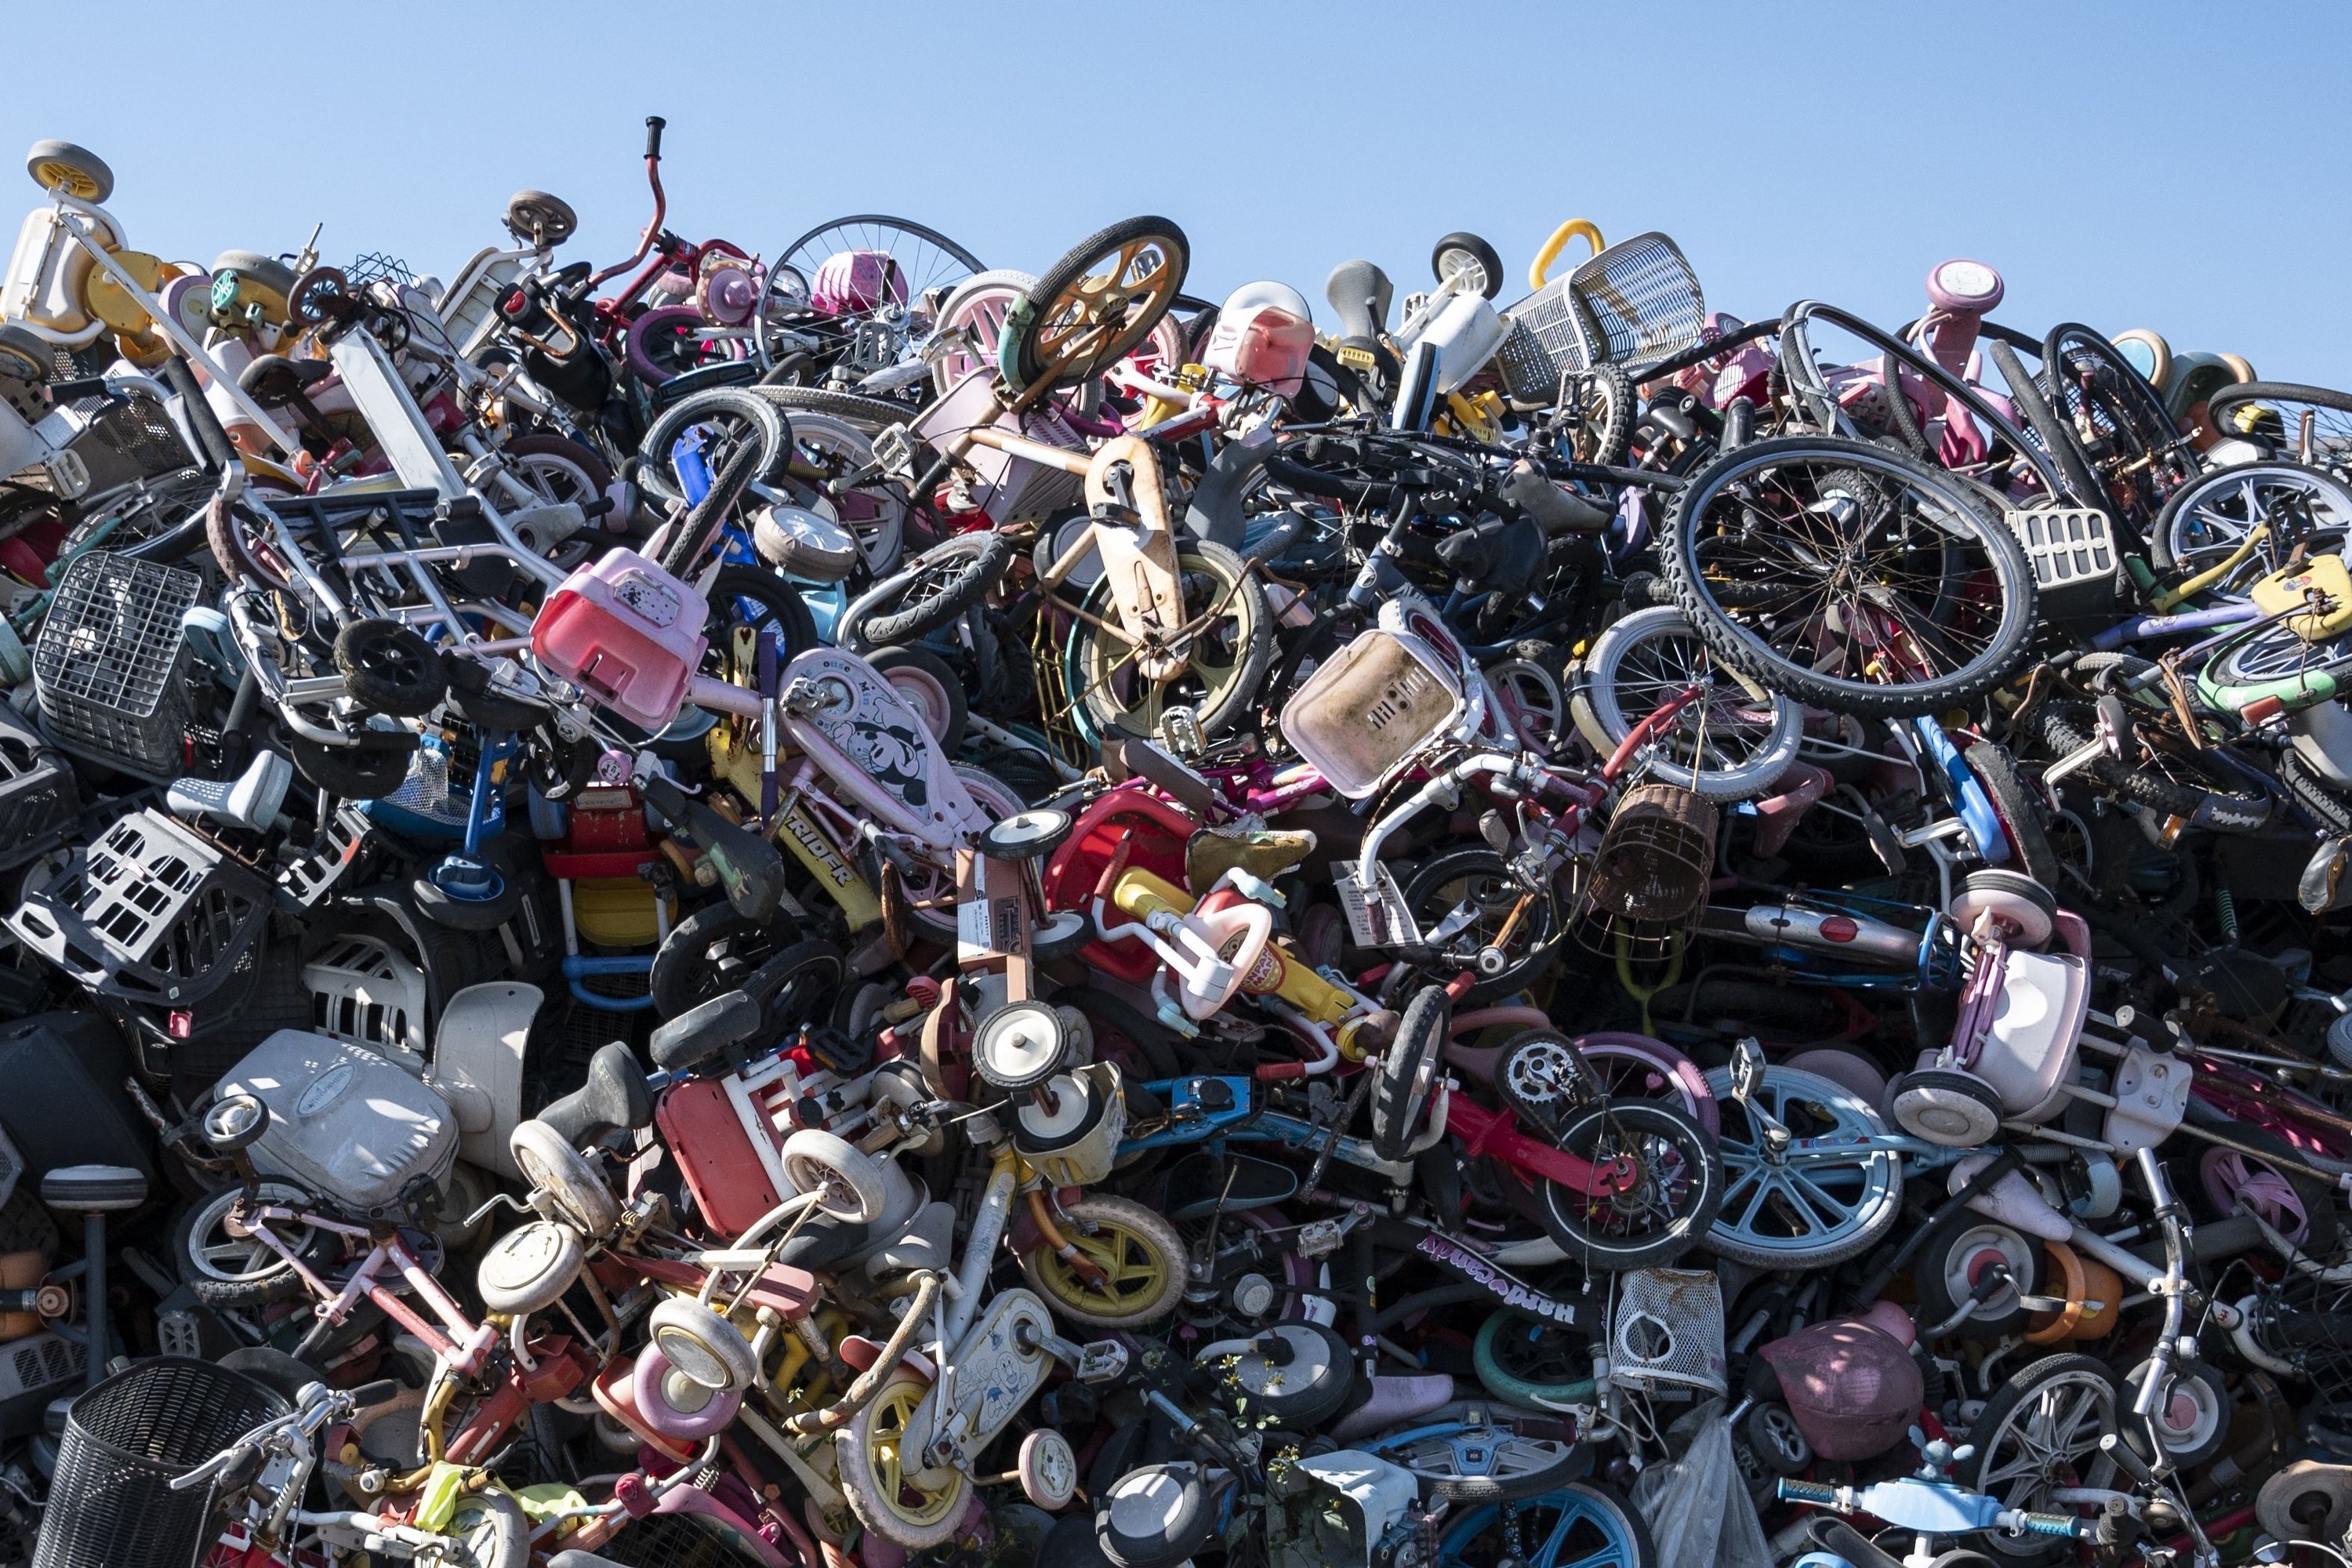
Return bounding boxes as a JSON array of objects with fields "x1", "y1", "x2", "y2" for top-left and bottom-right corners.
[
  {"x1": 644, "y1": 116, "x2": 666, "y2": 161},
  {"x1": 1776, "y1": 1479, "x2": 1839, "y2": 1507}
]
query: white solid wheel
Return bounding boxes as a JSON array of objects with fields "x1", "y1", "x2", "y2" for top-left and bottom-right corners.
[
  {"x1": 1019, "y1": 1428, "x2": 1078, "y2": 1509},
  {"x1": 475, "y1": 1220, "x2": 584, "y2": 1315},
  {"x1": 648, "y1": 1294, "x2": 760, "y2": 1392},
  {"x1": 509, "y1": 1120, "x2": 619, "y2": 1238},
  {"x1": 780, "y1": 1127, "x2": 887, "y2": 1222},
  {"x1": 975, "y1": 1000, "x2": 1069, "y2": 1093},
  {"x1": 26, "y1": 140, "x2": 111, "y2": 203}
]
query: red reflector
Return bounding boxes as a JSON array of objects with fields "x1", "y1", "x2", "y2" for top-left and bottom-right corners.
[
  {"x1": 168, "y1": 1010, "x2": 194, "y2": 1040},
  {"x1": 1819, "y1": 916, "x2": 1860, "y2": 943}
]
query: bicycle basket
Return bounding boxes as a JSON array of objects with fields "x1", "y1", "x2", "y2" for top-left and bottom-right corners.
[
  {"x1": 32, "y1": 1356, "x2": 291, "y2": 1568},
  {"x1": 33, "y1": 550, "x2": 203, "y2": 779},
  {"x1": 1278, "y1": 625, "x2": 1465, "y2": 799},
  {"x1": 1579, "y1": 782, "x2": 1718, "y2": 958},
  {"x1": 1499, "y1": 232, "x2": 1706, "y2": 389},
  {"x1": 63, "y1": 390, "x2": 197, "y2": 498},
  {"x1": 1608, "y1": 1266, "x2": 1727, "y2": 1396},
  {"x1": 304, "y1": 933, "x2": 430, "y2": 1066},
  {"x1": 597, "y1": 1506, "x2": 779, "y2": 1568},
  {"x1": 7, "y1": 808, "x2": 274, "y2": 1011},
  {"x1": 0, "y1": 701, "x2": 76, "y2": 873}
]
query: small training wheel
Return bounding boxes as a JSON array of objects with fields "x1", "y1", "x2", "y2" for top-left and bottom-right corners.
[
  {"x1": 1949, "y1": 869, "x2": 2056, "y2": 948},
  {"x1": 973, "y1": 1000, "x2": 1069, "y2": 1093},
  {"x1": 1018, "y1": 1428, "x2": 1078, "y2": 1509},
  {"x1": 980, "y1": 808, "x2": 1073, "y2": 862},
  {"x1": 203, "y1": 1093, "x2": 269, "y2": 1154},
  {"x1": 1889, "y1": 1068, "x2": 2005, "y2": 1148},
  {"x1": 26, "y1": 140, "x2": 111, "y2": 204}
]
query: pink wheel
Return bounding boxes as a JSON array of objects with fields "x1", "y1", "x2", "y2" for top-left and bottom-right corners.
[{"x1": 2201, "y1": 1145, "x2": 2310, "y2": 1244}]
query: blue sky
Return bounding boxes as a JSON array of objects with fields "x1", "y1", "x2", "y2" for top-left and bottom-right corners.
[{"x1": 13, "y1": 1, "x2": 2345, "y2": 383}]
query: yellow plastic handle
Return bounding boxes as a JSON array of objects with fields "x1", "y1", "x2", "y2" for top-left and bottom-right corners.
[{"x1": 1529, "y1": 220, "x2": 1606, "y2": 292}]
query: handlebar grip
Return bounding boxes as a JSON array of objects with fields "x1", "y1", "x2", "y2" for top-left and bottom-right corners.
[
  {"x1": 2098, "y1": 1432, "x2": 2156, "y2": 1487},
  {"x1": 1775, "y1": 1479, "x2": 1839, "y2": 1507},
  {"x1": 644, "y1": 117, "x2": 666, "y2": 160},
  {"x1": 349, "y1": 1379, "x2": 402, "y2": 1409}
]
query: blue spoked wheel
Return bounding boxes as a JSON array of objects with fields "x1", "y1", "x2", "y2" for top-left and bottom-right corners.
[{"x1": 1436, "y1": 1481, "x2": 1655, "y2": 1568}]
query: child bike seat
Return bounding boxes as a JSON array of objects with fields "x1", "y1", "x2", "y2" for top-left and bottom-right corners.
[{"x1": 537, "y1": 1040, "x2": 653, "y2": 1145}]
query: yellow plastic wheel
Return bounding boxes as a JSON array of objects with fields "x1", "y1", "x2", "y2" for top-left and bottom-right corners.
[
  {"x1": 1017, "y1": 1194, "x2": 1185, "y2": 1329},
  {"x1": 837, "y1": 1377, "x2": 967, "y2": 1549}
]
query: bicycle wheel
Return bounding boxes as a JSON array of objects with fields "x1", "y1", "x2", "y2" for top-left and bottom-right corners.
[
  {"x1": 776, "y1": 216, "x2": 981, "y2": 315},
  {"x1": 1486, "y1": 645, "x2": 1570, "y2": 755},
  {"x1": 1016, "y1": 1195, "x2": 1185, "y2": 1329},
  {"x1": 837, "y1": 1375, "x2": 970, "y2": 1549},
  {"x1": 1701, "y1": 1066, "x2": 1904, "y2": 1269},
  {"x1": 2149, "y1": 461, "x2": 2352, "y2": 594},
  {"x1": 2210, "y1": 381, "x2": 2352, "y2": 475},
  {"x1": 1554, "y1": 365, "x2": 1632, "y2": 463},
  {"x1": 1958, "y1": 1352, "x2": 2121, "y2": 1562},
  {"x1": 1370, "y1": 1417, "x2": 1581, "y2": 1504},
  {"x1": 1570, "y1": 606, "x2": 1802, "y2": 800},
  {"x1": 648, "y1": 903, "x2": 796, "y2": 1019},
  {"x1": 637, "y1": 387, "x2": 789, "y2": 506},
  {"x1": 1398, "y1": 849, "x2": 1563, "y2": 1005},
  {"x1": 930, "y1": 267, "x2": 1038, "y2": 387},
  {"x1": 704, "y1": 564, "x2": 819, "y2": 676},
  {"x1": 839, "y1": 532, "x2": 1011, "y2": 651},
  {"x1": 1007, "y1": 216, "x2": 1189, "y2": 392},
  {"x1": 172, "y1": 1181, "x2": 326, "y2": 1308},
  {"x1": 501, "y1": 434, "x2": 614, "y2": 514},
  {"x1": 1987, "y1": 339, "x2": 2104, "y2": 511},
  {"x1": 1534, "y1": 1102, "x2": 1723, "y2": 1271},
  {"x1": 1661, "y1": 436, "x2": 2037, "y2": 717},
  {"x1": 1472, "y1": 1312, "x2": 1599, "y2": 1407},
  {"x1": 766, "y1": 408, "x2": 907, "y2": 575},
  {"x1": 2042, "y1": 322, "x2": 2196, "y2": 530},
  {"x1": 1071, "y1": 541, "x2": 1271, "y2": 742},
  {"x1": 1436, "y1": 1482, "x2": 1657, "y2": 1568},
  {"x1": 1965, "y1": 741, "x2": 2063, "y2": 885}
]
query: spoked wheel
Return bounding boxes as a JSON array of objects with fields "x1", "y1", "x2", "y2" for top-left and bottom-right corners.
[
  {"x1": 1566, "y1": 1033, "x2": 1718, "y2": 1138},
  {"x1": 1701, "y1": 1065, "x2": 1904, "y2": 1269},
  {"x1": 772, "y1": 216, "x2": 980, "y2": 318},
  {"x1": 1486, "y1": 652, "x2": 1570, "y2": 755},
  {"x1": 1005, "y1": 216, "x2": 1189, "y2": 393},
  {"x1": 1554, "y1": 364, "x2": 1633, "y2": 465},
  {"x1": 1436, "y1": 1481, "x2": 1657, "y2": 1568},
  {"x1": 1570, "y1": 606, "x2": 1802, "y2": 800},
  {"x1": 1016, "y1": 1194, "x2": 1185, "y2": 1329},
  {"x1": 1399, "y1": 848, "x2": 1562, "y2": 1005},
  {"x1": 500, "y1": 434, "x2": 613, "y2": 511},
  {"x1": 2040, "y1": 323, "x2": 2196, "y2": 532},
  {"x1": 930, "y1": 268, "x2": 1038, "y2": 387},
  {"x1": 1534, "y1": 1102, "x2": 1723, "y2": 1271},
  {"x1": 1069, "y1": 542, "x2": 1271, "y2": 742},
  {"x1": 2210, "y1": 381, "x2": 2352, "y2": 479},
  {"x1": 766, "y1": 408, "x2": 908, "y2": 575},
  {"x1": 837, "y1": 1375, "x2": 971, "y2": 1550},
  {"x1": 1958, "y1": 1353, "x2": 2122, "y2": 1562},
  {"x1": 1662, "y1": 436, "x2": 2037, "y2": 717},
  {"x1": 1472, "y1": 1312, "x2": 1599, "y2": 1408},
  {"x1": 2150, "y1": 461, "x2": 2352, "y2": 597}
]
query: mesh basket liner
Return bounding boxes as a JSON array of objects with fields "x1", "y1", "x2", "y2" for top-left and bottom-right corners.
[
  {"x1": 1610, "y1": 1266, "x2": 1726, "y2": 1395},
  {"x1": 1498, "y1": 232, "x2": 1705, "y2": 388},
  {"x1": 32, "y1": 1356, "x2": 290, "y2": 1568},
  {"x1": 8, "y1": 808, "x2": 273, "y2": 1007},
  {"x1": 33, "y1": 550, "x2": 202, "y2": 777}
]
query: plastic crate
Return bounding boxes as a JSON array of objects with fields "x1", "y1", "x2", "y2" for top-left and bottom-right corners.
[
  {"x1": 31, "y1": 1358, "x2": 289, "y2": 1568},
  {"x1": 7, "y1": 808, "x2": 274, "y2": 1009},
  {"x1": 33, "y1": 550, "x2": 203, "y2": 778},
  {"x1": 2005, "y1": 505, "x2": 2119, "y2": 612}
]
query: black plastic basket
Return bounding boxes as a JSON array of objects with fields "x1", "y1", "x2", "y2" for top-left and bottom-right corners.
[
  {"x1": 598, "y1": 1510, "x2": 774, "y2": 1568},
  {"x1": 0, "y1": 702, "x2": 78, "y2": 873},
  {"x1": 32, "y1": 550, "x2": 203, "y2": 779},
  {"x1": 31, "y1": 1356, "x2": 289, "y2": 1568}
]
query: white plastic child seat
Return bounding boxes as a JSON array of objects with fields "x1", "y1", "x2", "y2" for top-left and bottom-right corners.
[
  {"x1": 303, "y1": 935, "x2": 430, "y2": 1070},
  {"x1": 1, "y1": 204, "x2": 123, "y2": 344},
  {"x1": 166, "y1": 750, "x2": 292, "y2": 833}
]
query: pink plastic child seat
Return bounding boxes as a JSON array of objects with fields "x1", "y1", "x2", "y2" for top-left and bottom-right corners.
[
  {"x1": 531, "y1": 548, "x2": 709, "y2": 731},
  {"x1": 810, "y1": 250, "x2": 905, "y2": 317},
  {"x1": 1202, "y1": 305, "x2": 1315, "y2": 396}
]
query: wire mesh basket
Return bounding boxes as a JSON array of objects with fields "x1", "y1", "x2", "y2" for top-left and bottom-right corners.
[
  {"x1": 597, "y1": 1508, "x2": 778, "y2": 1568},
  {"x1": 65, "y1": 393, "x2": 197, "y2": 498},
  {"x1": 1497, "y1": 232, "x2": 1707, "y2": 394},
  {"x1": 1608, "y1": 1266, "x2": 1727, "y2": 1398},
  {"x1": 347, "y1": 252, "x2": 416, "y2": 289},
  {"x1": 6, "y1": 808, "x2": 274, "y2": 1010},
  {"x1": 31, "y1": 1356, "x2": 290, "y2": 1568},
  {"x1": 33, "y1": 550, "x2": 203, "y2": 778},
  {"x1": 1578, "y1": 782, "x2": 1719, "y2": 958}
]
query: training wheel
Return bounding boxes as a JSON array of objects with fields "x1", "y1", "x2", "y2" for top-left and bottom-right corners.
[{"x1": 1018, "y1": 1428, "x2": 1077, "y2": 1509}]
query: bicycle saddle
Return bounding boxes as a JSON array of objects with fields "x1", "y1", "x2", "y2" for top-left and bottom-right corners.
[
  {"x1": 775, "y1": 1213, "x2": 877, "y2": 1274},
  {"x1": 1434, "y1": 513, "x2": 1545, "y2": 597},
  {"x1": 1499, "y1": 460, "x2": 1610, "y2": 534},
  {"x1": 535, "y1": 1040, "x2": 653, "y2": 1146},
  {"x1": 649, "y1": 989, "x2": 763, "y2": 1074}
]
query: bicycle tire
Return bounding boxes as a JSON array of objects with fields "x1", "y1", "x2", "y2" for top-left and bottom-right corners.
[
  {"x1": 648, "y1": 903, "x2": 799, "y2": 1020},
  {"x1": 1010, "y1": 216, "x2": 1189, "y2": 391},
  {"x1": 2147, "y1": 459, "x2": 2352, "y2": 579},
  {"x1": 2024, "y1": 702, "x2": 2270, "y2": 834},
  {"x1": 1472, "y1": 1311, "x2": 1598, "y2": 1406},
  {"x1": 334, "y1": 618, "x2": 447, "y2": 719},
  {"x1": 1570, "y1": 606, "x2": 1801, "y2": 800},
  {"x1": 2042, "y1": 322, "x2": 2194, "y2": 532},
  {"x1": 1534, "y1": 1101, "x2": 1723, "y2": 1271},
  {"x1": 749, "y1": 384, "x2": 923, "y2": 431},
  {"x1": 1399, "y1": 848, "x2": 1562, "y2": 1004},
  {"x1": 2209, "y1": 380, "x2": 2352, "y2": 466},
  {"x1": 1987, "y1": 339, "x2": 2104, "y2": 511},
  {"x1": 1965, "y1": 741, "x2": 2062, "y2": 884},
  {"x1": 636, "y1": 387, "x2": 790, "y2": 506},
  {"x1": 2281, "y1": 748, "x2": 2352, "y2": 835},
  {"x1": 840, "y1": 532, "x2": 1010, "y2": 651},
  {"x1": 1372, "y1": 985, "x2": 1450, "y2": 1160},
  {"x1": 1958, "y1": 1352, "x2": 2120, "y2": 1560},
  {"x1": 501, "y1": 433, "x2": 614, "y2": 503},
  {"x1": 1071, "y1": 541, "x2": 1272, "y2": 742},
  {"x1": 705, "y1": 564, "x2": 819, "y2": 666},
  {"x1": 1661, "y1": 436, "x2": 2037, "y2": 717}
]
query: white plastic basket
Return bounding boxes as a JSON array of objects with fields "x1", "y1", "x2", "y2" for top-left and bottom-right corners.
[{"x1": 1278, "y1": 626, "x2": 1464, "y2": 799}]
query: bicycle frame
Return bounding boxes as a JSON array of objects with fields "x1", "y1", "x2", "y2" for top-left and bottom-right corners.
[{"x1": 231, "y1": 1202, "x2": 499, "y2": 1377}]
